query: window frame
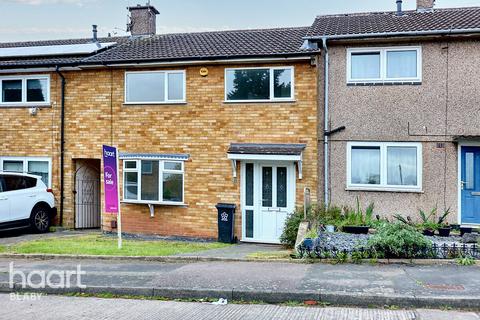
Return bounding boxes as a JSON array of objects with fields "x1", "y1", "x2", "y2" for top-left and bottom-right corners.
[
  {"x1": 0, "y1": 75, "x2": 51, "y2": 107},
  {"x1": 346, "y1": 142, "x2": 422, "y2": 192},
  {"x1": 122, "y1": 159, "x2": 185, "y2": 205},
  {"x1": 224, "y1": 66, "x2": 295, "y2": 103},
  {"x1": 0, "y1": 156, "x2": 52, "y2": 188},
  {"x1": 124, "y1": 70, "x2": 186, "y2": 105},
  {"x1": 346, "y1": 46, "x2": 422, "y2": 84}
]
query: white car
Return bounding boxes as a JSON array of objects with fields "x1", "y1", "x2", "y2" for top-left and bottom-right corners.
[{"x1": 0, "y1": 172, "x2": 56, "y2": 233}]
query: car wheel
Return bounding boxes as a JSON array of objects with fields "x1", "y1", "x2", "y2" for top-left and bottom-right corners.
[{"x1": 30, "y1": 205, "x2": 51, "y2": 233}]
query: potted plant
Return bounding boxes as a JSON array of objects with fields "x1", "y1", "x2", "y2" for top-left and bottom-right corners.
[
  {"x1": 417, "y1": 208, "x2": 439, "y2": 236},
  {"x1": 437, "y1": 208, "x2": 451, "y2": 237},
  {"x1": 340, "y1": 197, "x2": 374, "y2": 235},
  {"x1": 302, "y1": 229, "x2": 318, "y2": 251}
]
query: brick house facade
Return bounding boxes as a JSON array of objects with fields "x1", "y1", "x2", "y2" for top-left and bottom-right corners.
[{"x1": 2, "y1": 2, "x2": 480, "y2": 241}]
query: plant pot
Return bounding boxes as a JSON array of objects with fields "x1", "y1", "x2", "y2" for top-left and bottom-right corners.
[
  {"x1": 325, "y1": 225, "x2": 335, "y2": 233},
  {"x1": 302, "y1": 238, "x2": 315, "y2": 251},
  {"x1": 460, "y1": 227, "x2": 473, "y2": 237},
  {"x1": 342, "y1": 226, "x2": 369, "y2": 234},
  {"x1": 437, "y1": 227, "x2": 451, "y2": 237},
  {"x1": 423, "y1": 229, "x2": 435, "y2": 236}
]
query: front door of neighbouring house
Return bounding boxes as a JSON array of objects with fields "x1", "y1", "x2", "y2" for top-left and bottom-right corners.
[
  {"x1": 242, "y1": 162, "x2": 295, "y2": 243},
  {"x1": 461, "y1": 146, "x2": 480, "y2": 225}
]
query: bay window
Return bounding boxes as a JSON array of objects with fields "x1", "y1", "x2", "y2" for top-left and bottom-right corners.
[
  {"x1": 123, "y1": 159, "x2": 184, "y2": 204},
  {"x1": 0, "y1": 75, "x2": 50, "y2": 106},
  {"x1": 347, "y1": 47, "x2": 421, "y2": 83},
  {"x1": 347, "y1": 142, "x2": 422, "y2": 191},
  {"x1": 225, "y1": 66, "x2": 294, "y2": 102}
]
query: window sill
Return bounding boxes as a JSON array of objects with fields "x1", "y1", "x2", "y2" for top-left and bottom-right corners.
[
  {"x1": 346, "y1": 187, "x2": 424, "y2": 193},
  {"x1": 223, "y1": 99, "x2": 296, "y2": 104},
  {"x1": 0, "y1": 104, "x2": 51, "y2": 108},
  {"x1": 347, "y1": 81, "x2": 421, "y2": 86},
  {"x1": 121, "y1": 200, "x2": 187, "y2": 207},
  {"x1": 123, "y1": 102, "x2": 187, "y2": 106}
]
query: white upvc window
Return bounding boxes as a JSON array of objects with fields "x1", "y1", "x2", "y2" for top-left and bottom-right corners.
[
  {"x1": 346, "y1": 142, "x2": 422, "y2": 192},
  {"x1": 0, "y1": 156, "x2": 52, "y2": 187},
  {"x1": 347, "y1": 46, "x2": 422, "y2": 83},
  {"x1": 225, "y1": 66, "x2": 294, "y2": 102},
  {"x1": 124, "y1": 70, "x2": 186, "y2": 104},
  {"x1": 123, "y1": 159, "x2": 184, "y2": 205},
  {"x1": 0, "y1": 75, "x2": 50, "y2": 106}
]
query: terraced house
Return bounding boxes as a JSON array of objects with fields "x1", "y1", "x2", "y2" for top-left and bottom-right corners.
[{"x1": 1, "y1": 1, "x2": 480, "y2": 242}]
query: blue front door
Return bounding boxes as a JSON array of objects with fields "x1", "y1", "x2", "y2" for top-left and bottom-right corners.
[{"x1": 461, "y1": 147, "x2": 480, "y2": 224}]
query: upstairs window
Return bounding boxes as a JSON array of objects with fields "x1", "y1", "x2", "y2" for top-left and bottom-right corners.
[
  {"x1": 0, "y1": 75, "x2": 50, "y2": 106},
  {"x1": 347, "y1": 47, "x2": 421, "y2": 83},
  {"x1": 125, "y1": 71, "x2": 186, "y2": 104},
  {"x1": 225, "y1": 67, "x2": 294, "y2": 102}
]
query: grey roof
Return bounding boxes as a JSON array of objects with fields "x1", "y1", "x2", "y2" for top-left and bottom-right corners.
[
  {"x1": 228, "y1": 143, "x2": 306, "y2": 156},
  {"x1": 0, "y1": 28, "x2": 314, "y2": 68},
  {"x1": 306, "y1": 7, "x2": 480, "y2": 39},
  {"x1": 82, "y1": 27, "x2": 314, "y2": 64},
  {"x1": 119, "y1": 153, "x2": 190, "y2": 160}
]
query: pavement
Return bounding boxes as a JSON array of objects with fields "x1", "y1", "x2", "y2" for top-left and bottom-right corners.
[
  {"x1": 0, "y1": 257, "x2": 479, "y2": 309},
  {"x1": 1, "y1": 294, "x2": 479, "y2": 320}
]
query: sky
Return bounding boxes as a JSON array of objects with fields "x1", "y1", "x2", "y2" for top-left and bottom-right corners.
[{"x1": 0, "y1": 0, "x2": 479, "y2": 42}]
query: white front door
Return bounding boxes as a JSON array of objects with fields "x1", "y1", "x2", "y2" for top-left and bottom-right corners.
[{"x1": 242, "y1": 162, "x2": 295, "y2": 243}]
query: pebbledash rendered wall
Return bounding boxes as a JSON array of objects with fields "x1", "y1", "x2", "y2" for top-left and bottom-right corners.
[
  {"x1": 325, "y1": 39, "x2": 480, "y2": 223},
  {"x1": 0, "y1": 72, "x2": 62, "y2": 224},
  {"x1": 61, "y1": 61, "x2": 319, "y2": 238}
]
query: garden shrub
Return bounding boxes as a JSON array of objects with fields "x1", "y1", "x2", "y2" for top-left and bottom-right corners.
[
  {"x1": 367, "y1": 222, "x2": 433, "y2": 258},
  {"x1": 280, "y1": 204, "x2": 341, "y2": 248}
]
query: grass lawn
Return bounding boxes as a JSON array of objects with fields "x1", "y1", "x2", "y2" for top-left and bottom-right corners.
[{"x1": 3, "y1": 234, "x2": 229, "y2": 257}]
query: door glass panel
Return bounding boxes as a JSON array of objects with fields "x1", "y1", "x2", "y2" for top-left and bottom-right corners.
[
  {"x1": 245, "y1": 210, "x2": 254, "y2": 238},
  {"x1": 3, "y1": 160, "x2": 23, "y2": 172},
  {"x1": 277, "y1": 167, "x2": 287, "y2": 208},
  {"x1": 245, "y1": 163, "x2": 254, "y2": 206},
  {"x1": 466, "y1": 152, "x2": 474, "y2": 190},
  {"x1": 262, "y1": 167, "x2": 272, "y2": 207}
]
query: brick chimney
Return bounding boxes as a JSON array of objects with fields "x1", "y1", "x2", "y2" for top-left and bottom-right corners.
[
  {"x1": 417, "y1": 0, "x2": 435, "y2": 12},
  {"x1": 127, "y1": 3, "x2": 159, "y2": 36}
]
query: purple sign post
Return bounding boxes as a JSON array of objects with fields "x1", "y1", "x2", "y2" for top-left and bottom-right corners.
[{"x1": 102, "y1": 145, "x2": 122, "y2": 249}]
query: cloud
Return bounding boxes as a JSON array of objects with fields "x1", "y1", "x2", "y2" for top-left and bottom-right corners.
[{"x1": 1, "y1": 0, "x2": 93, "y2": 6}]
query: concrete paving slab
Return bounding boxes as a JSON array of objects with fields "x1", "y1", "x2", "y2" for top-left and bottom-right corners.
[{"x1": 0, "y1": 293, "x2": 418, "y2": 320}]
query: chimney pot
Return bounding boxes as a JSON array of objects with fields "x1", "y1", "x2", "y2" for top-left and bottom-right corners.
[
  {"x1": 417, "y1": 0, "x2": 435, "y2": 12},
  {"x1": 127, "y1": 3, "x2": 159, "y2": 36},
  {"x1": 396, "y1": 0, "x2": 403, "y2": 16},
  {"x1": 92, "y1": 24, "x2": 98, "y2": 42}
]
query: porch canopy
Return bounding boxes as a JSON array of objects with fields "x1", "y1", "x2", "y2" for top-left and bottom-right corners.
[{"x1": 227, "y1": 143, "x2": 306, "y2": 179}]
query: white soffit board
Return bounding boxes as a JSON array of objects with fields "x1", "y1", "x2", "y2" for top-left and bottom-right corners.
[{"x1": 0, "y1": 42, "x2": 117, "y2": 58}]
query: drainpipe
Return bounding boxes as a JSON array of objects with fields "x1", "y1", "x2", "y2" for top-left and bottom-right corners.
[
  {"x1": 55, "y1": 66, "x2": 65, "y2": 226},
  {"x1": 321, "y1": 38, "x2": 330, "y2": 207}
]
